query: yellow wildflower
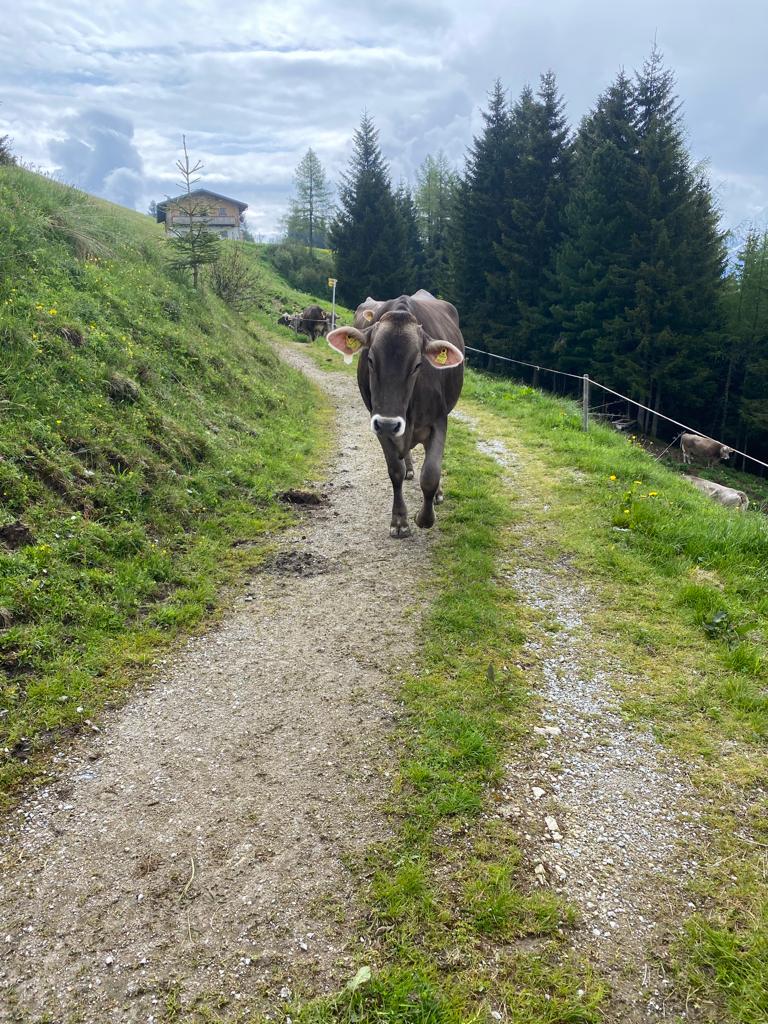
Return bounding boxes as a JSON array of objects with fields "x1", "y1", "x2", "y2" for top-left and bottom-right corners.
[
  {"x1": 610, "y1": 474, "x2": 617, "y2": 481},
  {"x1": 48, "y1": 308, "x2": 57, "y2": 316}
]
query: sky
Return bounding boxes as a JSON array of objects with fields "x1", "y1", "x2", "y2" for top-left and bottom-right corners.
[{"x1": 2, "y1": 0, "x2": 767, "y2": 240}]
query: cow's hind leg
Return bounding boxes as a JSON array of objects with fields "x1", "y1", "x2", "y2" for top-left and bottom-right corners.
[
  {"x1": 404, "y1": 451, "x2": 415, "y2": 480},
  {"x1": 416, "y1": 422, "x2": 446, "y2": 530},
  {"x1": 381, "y1": 441, "x2": 411, "y2": 538}
]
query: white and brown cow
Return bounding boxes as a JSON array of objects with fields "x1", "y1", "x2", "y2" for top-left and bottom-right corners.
[
  {"x1": 327, "y1": 290, "x2": 464, "y2": 538},
  {"x1": 680, "y1": 433, "x2": 734, "y2": 468},
  {"x1": 688, "y1": 476, "x2": 749, "y2": 511}
]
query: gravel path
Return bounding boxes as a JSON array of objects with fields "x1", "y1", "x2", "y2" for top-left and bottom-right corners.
[
  {"x1": 456, "y1": 409, "x2": 706, "y2": 1022},
  {"x1": 0, "y1": 344, "x2": 436, "y2": 1022}
]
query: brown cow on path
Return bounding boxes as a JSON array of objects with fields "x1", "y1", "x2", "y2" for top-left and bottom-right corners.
[
  {"x1": 680, "y1": 433, "x2": 734, "y2": 468},
  {"x1": 327, "y1": 290, "x2": 464, "y2": 538}
]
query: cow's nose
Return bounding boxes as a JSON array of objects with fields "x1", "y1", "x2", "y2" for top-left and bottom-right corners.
[{"x1": 371, "y1": 415, "x2": 405, "y2": 437}]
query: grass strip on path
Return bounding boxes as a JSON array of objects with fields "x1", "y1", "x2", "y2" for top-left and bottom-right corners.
[{"x1": 287, "y1": 414, "x2": 605, "y2": 1024}]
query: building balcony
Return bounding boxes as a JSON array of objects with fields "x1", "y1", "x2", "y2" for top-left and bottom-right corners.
[{"x1": 170, "y1": 215, "x2": 238, "y2": 227}]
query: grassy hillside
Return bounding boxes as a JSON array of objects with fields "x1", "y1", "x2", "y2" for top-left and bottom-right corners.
[{"x1": 0, "y1": 167, "x2": 329, "y2": 799}]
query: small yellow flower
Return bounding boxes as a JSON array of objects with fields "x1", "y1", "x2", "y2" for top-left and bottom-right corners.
[
  {"x1": 624, "y1": 509, "x2": 630, "y2": 515},
  {"x1": 55, "y1": 419, "x2": 62, "y2": 425},
  {"x1": 649, "y1": 491, "x2": 658, "y2": 497},
  {"x1": 610, "y1": 474, "x2": 617, "y2": 481},
  {"x1": 48, "y1": 308, "x2": 57, "y2": 316}
]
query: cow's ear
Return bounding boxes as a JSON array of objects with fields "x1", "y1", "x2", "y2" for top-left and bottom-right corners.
[
  {"x1": 423, "y1": 339, "x2": 464, "y2": 369},
  {"x1": 327, "y1": 326, "x2": 370, "y2": 365}
]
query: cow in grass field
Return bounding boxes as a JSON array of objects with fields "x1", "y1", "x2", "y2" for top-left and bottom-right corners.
[
  {"x1": 688, "y1": 476, "x2": 749, "y2": 511},
  {"x1": 680, "y1": 433, "x2": 734, "y2": 468},
  {"x1": 327, "y1": 290, "x2": 464, "y2": 538}
]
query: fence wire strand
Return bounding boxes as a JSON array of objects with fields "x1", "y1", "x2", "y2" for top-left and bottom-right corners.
[{"x1": 464, "y1": 346, "x2": 768, "y2": 474}]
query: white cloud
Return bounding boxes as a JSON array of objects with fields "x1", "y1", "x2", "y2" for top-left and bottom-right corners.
[{"x1": 1, "y1": 0, "x2": 766, "y2": 233}]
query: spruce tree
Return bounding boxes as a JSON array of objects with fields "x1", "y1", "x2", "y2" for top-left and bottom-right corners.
[
  {"x1": 491, "y1": 72, "x2": 573, "y2": 360},
  {"x1": 623, "y1": 47, "x2": 725, "y2": 428},
  {"x1": 449, "y1": 81, "x2": 510, "y2": 344},
  {"x1": 329, "y1": 113, "x2": 406, "y2": 306},
  {"x1": 394, "y1": 183, "x2": 424, "y2": 295},
  {"x1": 722, "y1": 229, "x2": 768, "y2": 456},
  {"x1": 551, "y1": 71, "x2": 641, "y2": 375}
]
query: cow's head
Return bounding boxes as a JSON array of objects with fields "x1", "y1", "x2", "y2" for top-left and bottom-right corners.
[
  {"x1": 327, "y1": 310, "x2": 464, "y2": 438},
  {"x1": 720, "y1": 445, "x2": 734, "y2": 461}
]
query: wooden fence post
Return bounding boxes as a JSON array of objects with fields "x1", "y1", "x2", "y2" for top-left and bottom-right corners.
[{"x1": 582, "y1": 374, "x2": 590, "y2": 431}]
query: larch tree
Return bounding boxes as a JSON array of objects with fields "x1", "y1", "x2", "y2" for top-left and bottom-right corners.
[
  {"x1": 285, "y1": 148, "x2": 334, "y2": 255},
  {"x1": 166, "y1": 136, "x2": 220, "y2": 289},
  {"x1": 414, "y1": 151, "x2": 458, "y2": 296}
]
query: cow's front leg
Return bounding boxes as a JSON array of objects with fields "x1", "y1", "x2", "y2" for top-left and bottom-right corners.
[
  {"x1": 380, "y1": 439, "x2": 411, "y2": 538},
  {"x1": 416, "y1": 421, "x2": 447, "y2": 529}
]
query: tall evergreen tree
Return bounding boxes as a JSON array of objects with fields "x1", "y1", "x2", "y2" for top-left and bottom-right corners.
[
  {"x1": 621, "y1": 48, "x2": 725, "y2": 428},
  {"x1": 551, "y1": 70, "x2": 641, "y2": 375},
  {"x1": 330, "y1": 113, "x2": 407, "y2": 306},
  {"x1": 449, "y1": 81, "x2": 510, "y2": 344},
  {"x1": 285, "y1": 148, "x2": 334, "y2": 254},
  {"x1": 394, "y1": 183, "x2": 424, "y2": 295},
  {"x1": 721, "y1": 229, "x2": 768, "y2": 457},
  {"x1": 414, "y1": 151, "x2": 457, "y2": 295},
  {"x1": 490, "y1": 72, "x2": 573, "y2": 359}
]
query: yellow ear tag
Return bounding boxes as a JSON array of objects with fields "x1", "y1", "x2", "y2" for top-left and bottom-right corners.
[
  {"x1": 346, "y1": 336, "x2": 361, "y2": 352},
  {"x1": 435, "y1": 348, "x2": 449, "y2": 365}
]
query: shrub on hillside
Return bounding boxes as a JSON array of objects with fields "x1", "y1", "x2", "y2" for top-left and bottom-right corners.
[
  {"x1": 264, "y1": 241, "x2": 334, "y2": 297},
  {"x1": 0, "y1": 135, "x2": 15, "y2": 167},
  {"x1": 207, "y1": 245, "x2": 258, "y2": 311}
]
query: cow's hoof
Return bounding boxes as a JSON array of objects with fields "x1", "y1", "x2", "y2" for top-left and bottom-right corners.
[
  {"x1": 405, "y1": 469, "x2": 415, "y2": 480},
  {"x1": 415, "y1": 506, "x2": 435, "y2": 529},
  {"x1": 390, "y1": 515, "x2": 411, "y2": 538},
  {"x1": 435, "y1": 489, "x2": 444, "y2": 504}
]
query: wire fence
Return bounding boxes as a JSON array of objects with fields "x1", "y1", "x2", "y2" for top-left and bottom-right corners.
[{"x1": 464, "y1": 346, "x2": 768, "y2": 476}]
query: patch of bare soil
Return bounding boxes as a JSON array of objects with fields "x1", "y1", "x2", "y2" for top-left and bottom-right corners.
[
  {"x1": 454, "y1": 410, "x2": 707, "y2": 1022},
  {"x1": 0, "y1": 344, "x2": 437, "y2": 1022}
]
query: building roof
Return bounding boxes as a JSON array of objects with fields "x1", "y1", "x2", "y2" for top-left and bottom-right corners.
[{"x1": 157, "y1": 188, "x2": 248, "y2": 212}]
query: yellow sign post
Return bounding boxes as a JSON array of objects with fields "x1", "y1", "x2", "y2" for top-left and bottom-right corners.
[{"x1": 328, "y1": 278, "x2": 338, "y2": 330}]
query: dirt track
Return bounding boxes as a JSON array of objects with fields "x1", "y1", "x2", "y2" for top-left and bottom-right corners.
[
  {"x1": 0, "y1": 345, "x2": 436, "y2": 1021},
  {"x1": 1, "y1": 345, "x2": 710, "y2": 1023}
]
